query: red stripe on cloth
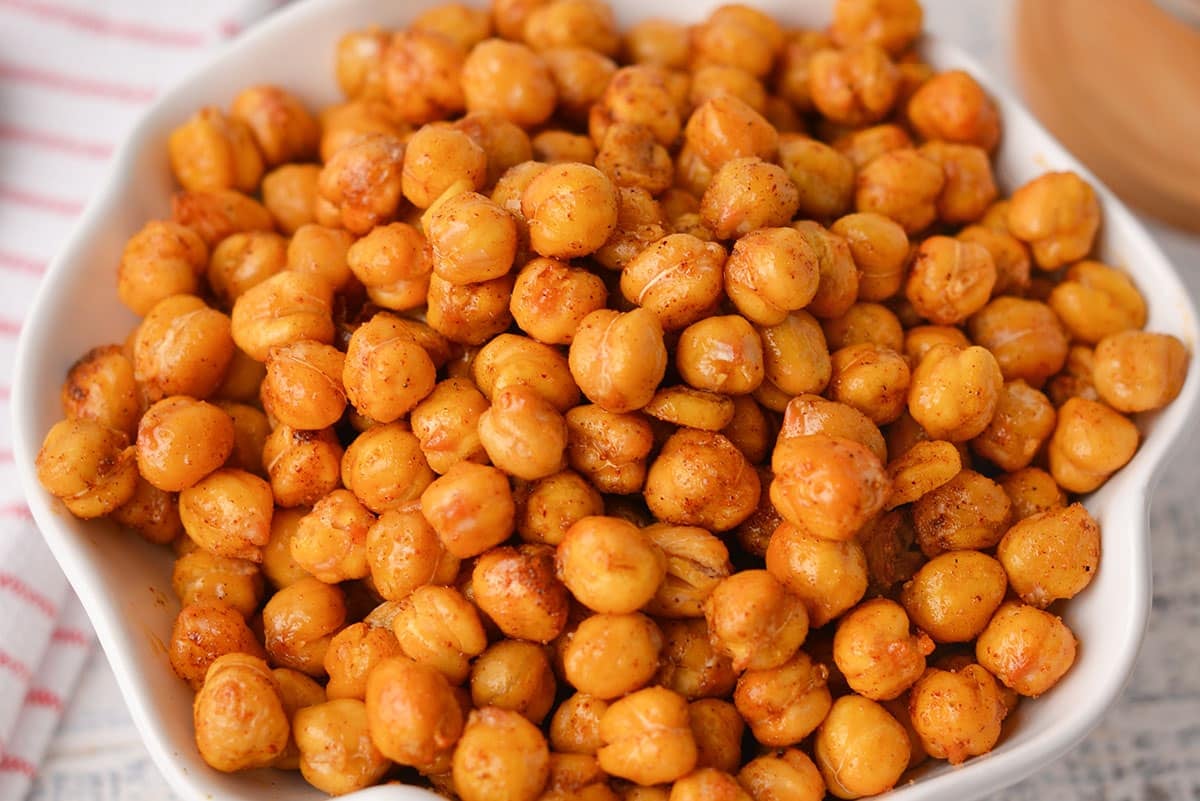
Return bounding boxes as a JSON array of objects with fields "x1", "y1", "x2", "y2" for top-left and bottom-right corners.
[
  {"x1": 0, "y1": 319, "x2": 23, "y2": 336},
  {"x1": 0, "y1": 574, "x2": 59, "y2": 617},
  {"x1": 0, "y1": 0, "x2": 208, "y2": 48},
  {"x1": 0, "y1": 503, "x2": 31, "y2": 519},
  {"x1": 0, "y1": 186, "x2": 84, "y2": 216},
  {"x1": 0, "y1": 754, "x2": 36, "y2": 777},
  {"x1": 0, "y1": 250, "x2": 46, "y2": 275},
  {"x1": 24, "y1": 687, "x2": 65, "y2": 712},
  {"x1": 0, "y1": 649, "x2": 31, "y2": 682},
  {"x1": 0, "y1": 61, "x2": 156, "y2": 103},
  {"x1": 0, "y1": 123, "x2": 113, "y2": 159},
  {"x1": 51, "y1": 627, "x2": 90, "y2": 647}
]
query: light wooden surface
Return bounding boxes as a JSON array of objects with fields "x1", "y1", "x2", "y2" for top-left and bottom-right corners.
[{"x1": 1015, "y1": 0, "x2": 1200, "y2": 232}]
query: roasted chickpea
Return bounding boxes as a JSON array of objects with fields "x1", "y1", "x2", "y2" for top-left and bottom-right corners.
[
  {"x1": 193, "y1": 653, "x2": 289, "y2": 772},
  {"x1": 168, "y1": 107, "x2": 263, "y2": 193},
  {"x1": 262, "y1": 577, "x2": 346, "y2": 676},
  {"x1": 515, "y1": 470, "x2": 605, "y2": 546},
  {"x1": 413, "y1": 2, "x2": 493, "y2": 50},
  {"x1": 690, "y1": 5, "x2": 782, "y2": 78},
  {"x1": 382, "y1": 30, "x2": 466, "y2": 125},
  {"x1": 832, "y1": 0, "x2": 922, "y2": 53},
  {"x1": 453, "y1": 706, "x2": 550, "y2": 801},
  {"x1": 272, "y1": 667, "x2": 328, "y2": 771},
  {"x1": 971, "y1": 380, "x2": 1056, "y2": 472},
  {"x1": 1047, "y1": 260, "x2": 1147, "y2": 344},
  {"x1": 452, "y1": 111, "x2": 535, "y2": 189},
  {"x1": 998, "y1": 503, "x2": 1100, "y2": 608},
  {"x1": 171, "y1": 187, "x2": 274, "y2": 247},
  {"x1": 390, "y1": 585, "x2": 487, "y2": 684},
  {"x1": 645, "y1": 429, "x2": 761, "y2": 532},
  {"x1": 656, "y1": 618, "x2": 737, "y2": 699},
  {"x1": 771, "y1": 434, "x2": 888, "y2": 541},
  {"x1": 568, "y1": 308, "x2": 667, "y2": 413},
  {"x1": 689, "y1": 64, "x2": 767, "y2": 112},
  {"x1": 733, "y1": 650, "x2": 831, "y2": 748},
  {"x1": 808, "y1": 44, "x2": 899, "y2": 127},
  {"x1": 591, "y1": 65, "x2": 682, "y2": 149},
  {"x1": 774, "y1": 136, "x2": 852, "y2": 220},
  {"x1": 518, "y1": 163, "x2": 619, "y2": 258},
  {"x1": 111, "y1": 475, "x2": 182, "y2": 544},
  {"x1": 908, "y1": 344, "x2": 1003, "y2": 442},
  {"x1": 914, "y1": 141, "x2": 996, "y2": 224},
  {"x1": 765, "y1": 523, "x2": 869, "y2": 627},
  {"x1": 319, "y1": 98, "x2": 409, "y2": 161},
  {"x1": 900, "y1": 549, "x2": 1006, "y2": 643},
  {"x1": 474, "y1": 545, "x2": 571, "y2": 643},
  {"x1": 425, "y1": 191, "x2": 518, "y2": 287},
  {"x1": 755, "y1": 311, "x2": 832, "y2": 398},
  {"x1": 968, "y1": 299, "x2": 1068, "y2": 389},
  {"x1": 479, "y1": 386, "x2": 569, "y2": 480},
  {"x1": 208, "y1": 230, "x2": 290, "y2": 309},
  {"x1": 317, "y1": 133, "x2": 406, "y2": 234},
  {"x1": 421, "y1": 462, "x2": 515, "y2": 559},
  {"x1": 912, "y1": 468, "x2": 1011, "y2": 557},
  {"x1": 471, "y1": 640, "x2": 557, "y2": 724},
  {"x1": 884, "y1": 439, "x2": 960, "y2": 509},
  {"x1": 1048, "y1": 397, "x2": 1139, "y2": 493},
  {"x1": 855, "y1": 149, "x2": 944, "y2": 234},
  {"x1": 334, "y1": 26, "x2": 388, "y2": 99},
  {"x1": 721, "y1": 396, "x2": 773, "y2": 464},
  {"x1": 977, "y1": 601, "x2": 1077, "y2": 697},
  {"x1": 323, "y1": 622, "x2": 404, "y2": 701},
  {"x1": 404, "y1": 126, "x2": 488, "y2": 210},
  {"x1": 262, "y1": 508, "x2": 311, "y2": 589},
  {"x1": 342, "y1": 313, "x2": 436, "y2": 423},
  {"x1": 474, "y1": 334, "x2": 580, "y2": 413},
  {"x1": 671, "y1": 316, "x2": 763, "y2": 395},
  {"x1": 259, "y1": 340, "x2": 346, "y2": 432},
  {"x1": 510, "y1": 258, "x2": 608, "y2": 345},
  {"x1": 701, "y1": 570, "x2": 807, "y2": 672},
  {"x1": 462, "y1": 39, "x2": 557, "y2": 127},
  {"x1": 565, "y1": 405, "x2": 655, "y2": 495},
  {"x1": 229, "y1": 270, "x2": 334, "y2": 363},
  {"x1": 541, "y1": 47, "x2": 617, "y2": 121},
  {"x1": 684, "y1": 96, "x2": 778, "y2": 170},
  {"x1": 908, "y1": 664, "x2": 1005, "y2": 765},
  {"x1": 134, "y1": 397, "x2": 234, "y2": 493},
  {"x1": 551, "y1": 693, "x2": 610, "y2": 755},
  {"x1": 956, "y1": 224, "x2": 1031, "y2": 296},
  {"x1": 289, "y1": 489, "x2": 374, "y2": 583},
  {"x1": 904, "y1": 236, "x2": 996, "y2": 325},
  {"x1": 598, "y1": 687, "x2": 697, "y2": 786},
  {"x1": 828, "y1": 213, "x2": 906, "y2": 302},
  {"x1": 772, "y1": 29, "x2": 830, "y2": 112},
  {"x1": 1093, "y1": 331, "x2": 1189, "y2": 413},
  {"x1": 563, "y1": 612, "x2": 663, "y2": 699},
  {"x1": 133, "y1": 294, "x2": 234, "y2": 402},
  {"x1": 262, "y1": 424, "x2": 343, "y2": 508},
  {"x1": 532, "y1": 129, "x2": 596, "y2": 164},
  {"x1": 169, "y1": 602, "x2": 265, "y2": 689},
  {"x1": 833, "y1": 598, "x2": 932, "y2": 701},
  {"x1": 427, "y1": 271, "x2": 516, "y2": 345},
  {"x1": 173, "y1": 549, "x2": 263, "y2": 619},
  {"x1": 117, "y1": 220, "x2": 207, "y2": 316},
  {"x1": 619, "y1": 234, "x2": 723, "y2": 330},
  {"x1": 701, "y1": 158, "x2": 799, "y2": 240},
  {"x1": 339, "y1": 424, "x2": 434, "y2": 514},
  {"x1": 780, "y1": 396, "x2": 886, "y2": 467},
  {"x1": 723, "y1": 228, "x2": 818, "y2": 326},
  {"x1": 624, "y1": 19, "x2": 690, "y2": 68},
  {"x1": 643, "y1": 386, "x2": 734, "y2": 431},
  {"x1": 1000, "y1": 467, "x2": 1067, "y2": 521},
  {"x1": 292, "y1": 698, "x2": 390, "y2": 794},
  {"x1": 814, "y1": 695, "x2": 909, "y2": 799},
  {"x1": 60, "y1": 345, "x2": 140, "y2": 440},
  {"x1": 1047, "y1": 345, "x2": 1100, "y2": 407},
  {"x1": 365, "y1": 656, "x2": 464, "y2": 768},
  {"x1": 366, "y1": 506, "x2": 460, "y2": 601},
  {"x1": 1007, "y1": 172, "x2": 1100, "y2": 270},
  {"x1": 555, "y1": 516, "x2": 664, "y2": 614},
  {"x1": 827, "y1": 343, "x2": 911, "y2": 425},
  {"x1": 737, "y1": 749, "x2": 825, "y2": 801},
  {"x1": 906, "y1": 69, "x2": 1000, "y2": 151}
]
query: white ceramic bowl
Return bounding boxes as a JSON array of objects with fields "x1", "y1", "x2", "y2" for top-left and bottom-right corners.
[{"x1": 11, "y1": 1, "x2": 1200, "y2": 799}]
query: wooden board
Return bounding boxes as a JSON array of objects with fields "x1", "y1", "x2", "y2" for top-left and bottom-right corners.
[{"x1": 1015, "y1": 0, "x2": 1200, "y2": 232}]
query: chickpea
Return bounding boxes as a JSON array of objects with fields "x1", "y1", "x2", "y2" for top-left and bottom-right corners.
[
  {"x1": 756, "y1": 311, "x2": 832, "y2": 397},
  {"x1": 555, "y1": 516, "x2": 663, "y2": 615},
  {"x1": 906, "y1": 69, "x2": 1000, "y2": 151},
  {"x1": 1001, "y1": 467, "x2": 1067, "y2": 521},
  {"x1": 723, "y1": 228, "x2": 818, "y2": 327},
  {"x1": 808, "y1": 45, "x2": 899, "y2": 127},
  {"x1": 971, "y1": 380, "x2": 1056, "y2": 472},
  {"x1": 475, "y1": 334, "x2": 580, "y2": 413},
  {"x1": 957, "y1": 224, "x2": 1031, "y2": 297},
  {"x1": 531, "y1": 129, "x2": 596, "y2": 164},
  {"x1": 470, "y1": 640, "x2": 556, "y2": 724},
  {"x1": 967, "y1": 300, "x2": 1069, "y2": 391},
  {"x1": 117, "y1": 220, "x2": 207, "y2": 316},
  {"x1": 1047, "y1": 345, "x2": 1100, "y2": 407},
  {"x1": 645, "y1": 429, "x2": 761, "y2": 532},
  {"x1": 908, "y1": 344, "x2": 1003, "y2": 442},
  {"x1": 259, "y1": 340, "x2": 346, "y2": 431},
  {"x1": 624, "y1": 19, "x2": 690, "y2": 69},
  {"x1": 317, "y1": 133, "x2": 406, "y2": 234},
  {"x1": 515, "y1": 470, "x2": 605, "y2": 546},
  {"x1": 208, "y1": 230, "x2": 290, "y2": 309},
  {"x1": 552, "y1": 693, "x2": 610, "y2": 754},
  {"x1": 229, "y1": 270, "x2": 334, "y2": 362},
  {"x1": 690, "y1": 5, "x2": 782, "y2": 78},
  {"x1": 405, "y1": 127, "x2": 488, "y2": 211},
  {"x1": 857, "y1": 510, "x2": 924, "y2": 594},
  {"x1": 319, "y1": 99, "x2": 409, "y2": 162},
  {"x1": 998, "y1": 503, "x2": 1101, "y2": 608},
  {"x1": 618, "y1": 234, "x2": 723, "y2": 330},
  {"x1": 453, "y1": 111, "x2": 535, "y2": 189},
  {"x1": 169, "y1": 602, "x2": 265, "y2": 688},
  {"x1": 701, "y1": 157, "x2": 799, "y2": 240},
  {"x1": 565, "y1": 405, "x2": 654, "y2": 495},
  {"x1": 765, "y1": 523, "x2": 868, "y2": 627},
  {"x1": 133, "y1": 295, "x2": 235, "y2": 402},
  {"x1": 914, "y1": 141, "x2": 997, "y2": 224},
  {"x1": 689, "y1": 64, "x2": 767, "y2": 112},
  {"x1": 855, "y1": 149, "x2": 944, "y2": 234},
  {"x1": 171, "y1": 188, "x2": 274, "y2": 248},
  {"x1": 381, "y1": 30, "x2": 466, "y2": 125},
  {"x1": 193, "y1": 653, "x2": 289, "y2": 772},
  {"x1": 510, "y1": 258, "x2": 607, "y2": 346},
  {"x1": 831, "y1": 124, "x2": 911, "y2": 171},
  {"x1": 684, "y1": 96, "x2": 778, "y2": 170},
  {"x1": 830, "y1": 212, "x2": 908, "y2": 303},
  {"x1": 418, "y1": 462, "x2": 514, "y2": 558},
  {"x1": 701, "y1": 570, "x2": 807, "y2": 672},
  {"x1": 474, "y1": 545, "x2": 570, "y2": 643},
  {"x1": 568, "y1": 308, "x2": 667, "y2": 413},
  {"x1": 833, "y1": 598, "x2": 932, "y2": 701},
  {"x1": 669, "y1": 769, "x2": 750, "y2": 801},
  {"x1": 774, "y1": 136, "x2": 853, "y2": 220},
  {"x1": 884, "y1": 439, "x2": 960, "y2": 509},
  {"x1": 598, "y1": 687, "x2": 697, "y2": 786},
  {"x1": 1008, "y1": 172, "x2": 1101, "y2": 270},
  {"x1": 832, "y1": 0, "x2": 922, "y2": 53},
  {"x1": 461, "y1": 39, "x2": 557, "y2": 127},
  {"x1": 414, "y1": 3, "x2": 493, "y2": 50},
  {"x1": 827, "y1": 344, "x2": 911, "y2": 425},
  {"x1": 425, "y1": 191, "x2": 518, "y2": 286},
  {"x1": 213, "y1": 400, "x2": 269, "y2": 473},
  {"x1": 1048, "y1": 397, "x2": 1139, "y2": 493},
  {"x1": 721, "y1": 396, "x2": 773, "y2": 464},
  {"x1": 908, "y1": 664, "x2": 1005, "y2": 765},
  {"x1": 518, "y1": 163, "x2": 619, "y2": 258},
  {"x1": 541, "y1": 47, "x2": 617, "y2": 122},
  {"x1": 771, "y1": 433, "x2": 888, "y2": 541},
  {"x1": 900, "y1": 326, "x2": 966, "y2": 367},
  {"x1": 913, "y1": 469, "x2": 1011, "y2": 558},
  {"x1": 390, "y1": 585, "x2": 487, "y2": 685},
  {"x1": 976, "y1": 602, "x2": 1077, "y2": 697},
  {"x1": 167, "y1": 107, "x2": 263, "y2": 193},
  {"x1": 656, "y1": 618, "x2": 737, "y2": 699},
  {"x1": 783, "y1": 221, "x2": 854, "y2": 320},
  {"x1": 523, "y1": 0, "x2": 618, "y2": 54},
  {"x1": 134, "y1": 397, "x2": 234, "y2": 493},
  {"x1": 293, "y1": 699, "x2": 390, "y2": 795},
  {"x1": 1093, "y1": 331, "x2": 1189, "y2": 413},
  {"x1": 342, "y1": 313, "x2": 436, "y2": 423},
  {"x1": 262, "y1": 577, "x2": 346, "y2": 676},
  {"x1": 593, "y1": 65, "x2": 682, "y2": 149},
  {"x1": 272, "y1": 667, "x2": 328, "y2": 770},
  {"x1": 732, "y1": 651, "x2": 831, "y2": 748},
  {"x1": 333, "y1": 26, "x2": 388, "y2": 99},
  {"x1": 478, "y1": 386, "x2": 570, "y2": 481},
  {"x1": 563, "y1": 612, "x2": 663, "y2": 699},
  {"x1": 172, "y1": 550, "x2": 263, "y2": 618},
  {"x1": 737, "y1": 749, "x2": 825, "y2": 801},
  {"x1": 453, "y1": 707, "x2": 550, "y2": 801},
  {"x1": 367, "y1": 506, "x2": 460, "y2": 601},
  {"x1": 772, "y1": 29, "x2": 830, "y2": 112},
  {"x1": 1048, "y1": 260, "x2": 1147, "y2": 344},
  {"x1": 365, "y1": 656, "x2": 464, "y2": 768},
  {"x1": 671, "y1": 317, "x2": 764, "y2": 396},
  {"x1": 341, "y1": 424, "x2": 434, "y2": 514},
  {"x1": 593, "y1": 123, "x2": 672, "y2": 196},
  {"x1": 643, "y1": 387, "x2": 734, "y2": 432},
  {"x1": 262, "y1": 508, "x2": 311, "y2": 590},
  {"x1": 324, "y1": 622, "x2": 404, "y2": 701},
  {"x1": 901, "y1": 551, "x2": 1004, "y2": 643},
  {"x1": 426, "y1": 271, "x2": 516, "y2": 345},
  {"x1": 60, "y1": 345, "x2": 140, "y2": 439},
  {"x1": 820, "y1": 304, "x2": 902, "y2": 354},
  {"x1": 229, "y1": 85, "x2": 318, "y2": 168},
  {"x1": 111, "y1": 475, "x2": 182, "y2": 544},
  {"x1": 814, "y1": 695, "x2": 909, "y2": 799},
  {"x1": 904, "y1": 236, "x2": 996, "y2": 325},
  {"x1": 262, "y1": 424, "x2": 343, "y2": 508},
  {"x1": 288, "y1": 489, "x2": 373, "y2": 583}
]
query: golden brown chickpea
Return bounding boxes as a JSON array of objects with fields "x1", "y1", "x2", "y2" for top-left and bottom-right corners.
[
  {"x1": 510, "y1": 258, "x2": 608, "y2": 345},
  {"x1": 618, "y1": 234, "x2": 723, "y2": 329},
  {"x1": 969, "y1": 299, "x2": 1069, "y2": 388},
  {"x1": 1093, "y1": 331, "x2": 1189, "y2": 413},
  {"x1": 724, "y1": 228, "x2": 819, "y2": 327},
  {"x1": 399, "y1": 387, "x2": 486, "y2": 481},
  {"x1": 594, "y1": 122, "x2": 673, "y2": 195},
  {"x1": 568, "y1": 308, "x2": 667, "y2": 413},
  {"x1": 591, "y1": 65, "x2": 682, "y2": 149},
  {"x1": 345, "y1": 223, "x2": 431, "y2": 312},
  {"x1": 832, "y1": 0, "x2": 923, "y2": 54},
  {"x1": 640, "y1": 525, "x2": 730, "y2": 620},
  {"x1": 765, "y1": 522, "x2": 869, "y2": 627},
  {"x1": 272, "y1": 667, "x2": 328, "y2": 771},
  {"x1": 643, "y1": 387, "x2": 734, "y2": 431},
  {"x1": 343, "y1": 422, "x2": 434, "y2": 510},
  {"x1": 262, "y1": 576, "x2": 346, "y2": 676},
  {"x1": 691, "y1": 4, "x2": 784, "y2": 77},
  {"x1": 541, "y1": 47, "x2": 617, "y2": 122},
  {"x1": 515, "y1": 470, "x2": 603, "y2": 547},
  {"x1": 432, "y1": 273, "x2": 515, "y2": 339},
  {"x1": 414, "y1": 2, "x2": 493, "y2": 50},
  {"x1": 901, "y1": 326, "x2": 968, "y2": 367},
  {"x1": 822, "y1": 303, "x2": 904, "y2": 352},
  {"x1": 721, "y1": 397, "x2": 773, "y2": 464},
  {"x1": 594, "y1": 189, "x2": 672, "y2": 276},
  {"x1": 260, "y1": 340, "x2": 346, "y2": 432},
  {"x1": 857, "y1": 510, "x2": 924, "y2": 593},
  {"x1": 522, "y1": 0, "x2": 618, "y2": 53},
  {"x1": 772, "y1": 29, "x2": 830, "y2": 112},
  {"x1": 832, "y1": 123, "x2": 913, "y2": 170},
  {"x1": 1047, "y1": 345, "x2": 1100, "y2": 407},
  {"x1": 684, "y1": 95, "x2": 778, "y2": 169},
  {"x1": 905, "y1": 236, "x2": 996, "y2": 325},
  {"x1": 828, "y1": 344, "x2": 911, "y2": 425},
  {"x1": 365, "y1": 656, "x2": 464, "y2": 768},
  {"x1": 808, "y1": 45, "x2": 899, "y2": 127},
  {"x1": 734, "y1": 472, "x2": 783, "y2": 557},
  {"x1": 319, "y1": 99, "x2": 410, "y2": 162},
  {"x1": 293, "y1": 698, "x2": 390, "y2": 794},
  {"x1": 756, "y1": 311, "x2": 832, "y2": 397},
  {"x1": 598, "y1": 687, "x2": 697, "y2": 786},
  {"x1": 917, "y1": 141, "x2": 997, "y2": 224},
  {"x1": 342, "y1": 313, "x2": 436, "y2": 423},
  {"x1": 814, "y1": 695, "x2": 909, "y2": 799},
  {"x1": 672, "y1": 317, "x2": 763, "y2": 396},
  {"x1": 913, "y1": 468, "x2": 1012, "y2": 557},
  {"x1": 703, "y1": 570, "x2": 809, "y2": 672},
  {"x1": 462, "y1": 39, "x2": 558, "y2": 127},
  {"x1": 908, "y1": 664, "x2": 1005, "y2": 765},
  {"x1": 1048, "y1": 397, "x2": 1139, "y2": 493},
  {"x1": 453, "y1": 111, "x2": 536, "y2": 189},
  {"x1": 229, "y1": 85, "x2": 319, "y2": 167},
  {"x1": 135, "y1": 397, "x2": 234, "y2": 492},
  {"x1": 971, "y1": 380, "x2": 1056, "y2": 472},
  {"x1": 168, "y1": 107, "x2": 263, "y2": 193},
  {"x1": 474, "y1": 333, "x2": 579, "y2": 413},
  {"x1": 262, "y1": 424, "x2": 343, "y2": 508},
  {"x1": 976, "y1": 602, "x2": 1077, "y2": 697},
  {"x1": 479, "y1": 386, "x2": 569, "y2": 480},
  {"x1": 670, "y1": 769, "x2": 750, "y2": 801},
  {"x1": 367, "y1": 506, "x2": 460, "y2": 601},
  {"x1": 533, "y1": 129, "x2": 597, "y2": 164},
  {"x1": 830, "y1": 212, "x2": 909, "y2": 303},
  {"x1": 169, "y1": 602, "x2": 265, "y2": 689},
  {"x1": 475, "y1": 545, "x2": 570, "y2": 643},
  {"x1": 214, "y1": 348, "x2": 267, "y2": 405},
  {"x1": 317, "y1": 133, "x2": 407, "y2": 234},
  {"x1": 383, "y1": 30, "x2": 467, "y2": 125},
  {"x1": 900, "y1": 550, "x2": 1006, "y2": 643},
  {"x1": 789, "y1": 220, "x2": 858, "y2": 320},
  {"x1": 624, "y1": 19, "x2": 690, "y2": 68},
  {"x1": 563, "y1": 612, "x2": 663, "y2": 699},
  {"x1": 556, "y1": 516, "x2": 665, "y2": 614},
  {"x1": 689, "y1": 64, "x2": 767, "y2": 112},
  {"x1": 229, "y1": 270, "x2": 334, "y2": 362},
  {"x1": 290, "y1": 489, "x2": 374, "y2": 583},
  {"x1": 426, "y1": 191, "x2": 518, "y2": 286},
  {"x1": 262, "y1": 508, "x2": 311, "y2": 590},
  {"x1": 471, "y1": 640, "x2": 557, "y2": 724},
  {"x1": 520, "y1": 163, "x2": 619, "y2": 258},
  {"x1": 701, "y1": 158, "x2": 799, "y2": 241},
  {"x1": 565, "y1": 405, "x2": 654, "y2": 495},
  {"x1": 908, "y1": 344, "x2": 1003, "y2": 442},
  {"x1": 776, "y1": 136, "x2": 853, "y2": 220},
  {"x1": 771, "y1": 434, "x2": 888, "y2": 541},
  {"x1": 212, "y1": 402, "x2": 266, "y2": 475},
  {"x1": 737, "y1": 749, "x2": 825, "y2": 801},
  {"x1": 193, "y1": 653, "x2": 289, "y2": 772},
  {"x1": 133, "y1": 295, "x2": 234, "y2": 402},
  {"x1": 1047, "y1": 260, "x2": 1147, "y2": 344},
  {"x1": 833, "y1": 598, "x2": 932, "y2": 701},
  {"x1": 552, "y1": 693, "x2": 610, "y2": 754},
  {"x1": 117, "y1": 220, "x2": 207, "y2": 315},
  {"x1": 906, "y1": 69, "x2": 1000, "y2": 152},
  {"x1": 208, "y1": 230, "x2": 289, "y2": 309},
  {"x1": 390, "y1": 585, "x2": 487, "y2": 684},
  {"x1": 61, "y1": 345, "x2": 140, "y2": 438},
  {"x1": 645, "y1": 429, "x2": 761, "y2": 532},
  {"x1": 998, "y1": 503, "x2": 1100, "y2": 608},
  {"x1": 404, "y1": 126, "x2": 488, "y2": 210},
  {"x1": 454, "y1": 707, "x2": 550, "y2": 801},
  {"x1": 855, "y1": 149, "x2": 944, "y2": 234},
  {"x1": 173, "y1": 550, "x2": 263, "y2": 618},
  {"x1": 171, "y1": 188, "x2": 274, "y2": 248},
  {"x1": 884, "y1": 439, "x2": 960, "y2": 509},
  {"x1": 656, "y1": 618, "x2": 737, "y2": 698},
  {"x1": 1000, "y1": 467, "x2": 1067, "y2": 521},
  {"x1": 733, "y1": 650, "x2": 832, "y2": 747},
  {"x1": 420, "y1": 462, "x2": 515, "y2": 559},
  {"x1": 1007, "y1": 172, "x2": 1100, "y2": 270},
  {"x1": 324, "y1": 622, "x2": 404, "y2": 701},
  {"x1": 111, "y1": 475, "x2": 182, "y2": 544}
]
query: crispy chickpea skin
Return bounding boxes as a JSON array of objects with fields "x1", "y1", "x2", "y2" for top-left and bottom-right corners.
[
  {"x1": 261, "y1": 340, "x2": 346, "y2": 431},
  {"x1": 134, "y1": 295, "x2": 235, "y2": 402},
  {"x1": 701, "y1": 158, "x2": 800, "y2": 240},
  {"x1": 569, "y1": 308, "x2": 667, "y2": 413},
  {"x1": 180, "y1": 468, "x2": 272, "y2": 561},
  {"x1": 403, "y1": 125, "x2": 488, "y2": 209},
  {"x1": 453, "y1": 707, "x2": 550, "y2": 801},
  {"x1": 471, "y1": 640, "x2": 557, "y2": 723},
  {"x1": 998, "y1": 503, "x2": 1101, "y2": 608},
  {"x1": 766, "y1": 523, "x2": 869, "y2": 627},
  {"x1": 620, "y1": 234, "x2": 727, "y2": 331},
  {"x1": 833, "y1": 598, "x2": 933, "y2": 700},
  {"x1": 1007, "y1": 172, "x2": 1101, "y2": 270},
  {"x1": 901, "y1": 550, "x2": 1007, "y2": 643},
  {"x1": 262, "y1": 424, "x2": 343, "y2": 508},
  {"x1": 645, "y1": 429, "x2": 761, "y2": 532},
  {"x1": 830, "y1": 212, "x2": 909, "y2": 302},
  {"x1": 1093, "y1": 331, "x2": 1189, "y2": 413},
  {"x1": 557, "y1": 516, "x2": 665, "y2": 614},
  {"x1": 913, "y1": 469, "x2": 1012, "y2": 556},
  {"x1": 521, "y1": 163, "x2": 619, "y2": 258},
  {"x1": 323, "y1": 622, "x2": 404, "y2": 701},
  {"x1": 738, "y1": 749, "x2": 826, "y2": 801},
  {"x1": 342, "y1": 424, "x2": 435, "y2": 513},
  {"x1": 479, "y1": 386, "x2": 569, "y2": 480},
  {"x1": 908, "y1": 344, "x2": 1003, "y2": 442},
  {"x1": 168, "y1": 107, "x2": 264, "y2": 193},
  {"x1": 906, "y1": 69, "x2": 1000, "y2": 152},
  {"x1": 169, "y1": 602, "x2": 266, "y2": 688},
  {"x1": 1047, "y1": 260, "x2": 1147, "y2": 344},
  {"x1": 510, "y1": 257, "x2": 607, "y2": 345},
  {"x1": 828, "y1": 343, "x2": 911, "y2": 425},
  {"x1": 656, "y1": 618, "x2": 737, "y2": 699},
  {"x1": 909, "y1": 665, "x2": 1005, "y2": 765},
  {"x1": 365, "y1": 656, "x2": 464, "y2": 768},
  {"x1": 117, "y1": 220, "x2": 207, "y2": 316},
  {"x1": 814, "y1": 695, "x2": 910, "y2": 799},
  {"x1": 171, "y1": 188, "x2": 274, "y2": 247},
  {"x1": 421, "y1": 462, "x2": 516, "y2": 558},
  {"x1": 462, "y1": 39, "x2": 558, "y2": 127},
  {"x1": 724, "y1": 227, "x2": 820, "y2": 327},
  {"x1": 230, "y1": 270, "x2": 335, "y2": 362},
  {"x1": 343, "y1": 313, "x2": 437, "y2": 423},
  {"x1": 551, "y1": 692, "x2": 610, "y2": 754},
  {"x1": 771, "y1": 434, "x2": 889, "y2": 542},
  {"x1": 1048, "y1": 397, "x2": 1139, "y2": 493},
  {"x1": 516, "y1": 470, "x2": 605, "y2": 545},
  {"x1": 473, "y1": 333, "x2": 580, "y2": 412},
  {"x1": 976, "y1": 602, "x2": 1077, "y2": 697},
  {"x1": 734, "y1": 651, "x2": 831, "y2": 747},
  {"x1": 367, "y1": 506, "x2": 460, "y2": 601},
  {"x1": 135, "y1": 397, "x2": 234, "y2": 492},
  {"x1": 428, "y1": 191, "x2": 518, "y2": 285},
  {"x1": 855, "y1": 149, "x2": 944, "y2": 234},
  {"x1": 808, "y1": 45, "x2": 899, "y2": 127},
  {"x1": 474, "y1": 545, "x2": 570, "y2": 642},
  {"x1": 598, "y1": 687, "x2": 697, "y2": 786},
  {"x1": 383, "y1": 30, "x2": 466, "y2": 124},
  {"x1": 391, "y1": 585, "x2": 488, "y2": 684},
  {"x1": 262, "y1": 577, "x2": 347, "y2": 677},
  {"x1": 643, "y1": 523, "x2": 732, "y2": 619},
  {"x1": 971, "y1": 380, "x2": 1056, "y2": 472},
  {"x1": 563, "y1": 612, "x2": 663, "y2": 699},
  {"x1": 193, "y1": 653, "x2": 289, "y2": 772},
  {"x1": 290, "y1": 489, "x2": 374, "y2": 584},
  {"x1": 36, "y1": 417, "x2": 138, "y2": 519},
  {"x1": 968, "y1": 297, "x2": 1069, "y2": 387},
  {"x1": 704, "y1": 570, "x2": 808, "y2": 672},
  {"x1": 317, "y1": 133, "x2": 407, "y2": 234},
  {"x1": 293, "y1": 699, "x2": 390, "y2": 795},
  {"x1": 905, "y1": 236, "x2": 996, "y2": 325},
  {"x1": 566, "y1": 405, "x2": 654, "y2": 495}
]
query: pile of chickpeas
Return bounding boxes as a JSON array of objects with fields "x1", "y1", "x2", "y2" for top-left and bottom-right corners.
[{"x1": 34, "y1": 0, "x2": 1192, "y2": 797}]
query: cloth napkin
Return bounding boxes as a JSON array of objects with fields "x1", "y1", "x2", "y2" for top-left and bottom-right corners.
[{"x1": 0, "y1": 1, "x2": 282, "y2": 796}]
